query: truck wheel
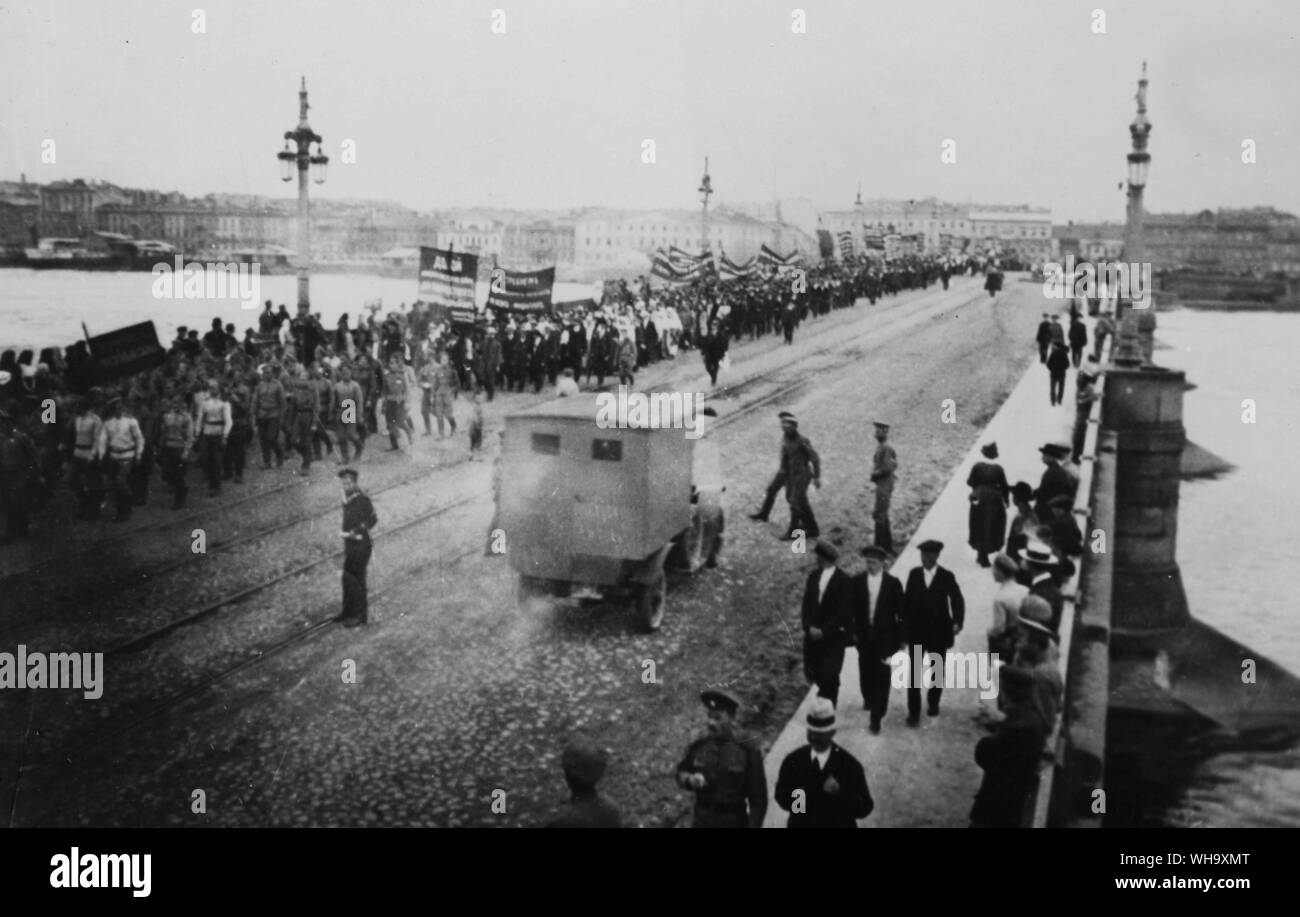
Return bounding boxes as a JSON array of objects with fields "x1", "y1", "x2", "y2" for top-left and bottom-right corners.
[{"x1": 637, "y1": 572, "x2": 666, "y2": 632}]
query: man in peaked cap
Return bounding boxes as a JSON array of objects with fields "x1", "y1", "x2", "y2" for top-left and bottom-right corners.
[
  {"x1": 902, "y1": 539, "x2": 965, "y2": 724},
  {"x1": 780, "y1": 412, "x2": 822, "y2": 540},
  {"x1": 749, "y1": 411, "x2": 795, "y2": 523},
  {"x1": 775, "y1": 697, "x2": 874, "y2": 828},
  {"x1": 870, "y1": 421, "x2": 897, "y2": 552},
  {"x1": 676, "y1": 688, "x2": 767, "y2": 828},
  {"x1": 337, "y1": 467, "x2": 378, "y2": 627},
  {"x1": 1033, "y1": 443, "x2": 1076, "y2": 523},
  {"x1": 801, "y1": 541, "x2": 854, "y2": 707},
  {"x1": 545, "y1": 737, "x2": 622, "y2": 828}
]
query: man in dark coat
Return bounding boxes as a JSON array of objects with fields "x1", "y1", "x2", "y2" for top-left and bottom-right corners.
[
  {"x1": 1035, "y1": 314, "x2": 1052, "y2": 363},
  {"x1": 801, "y1": 541, "x2": 854, "y2": 706},
  {"x1": 852, "y1": 545, "x2": 905, "y2": 732},
  {"x1": 749, "y1": 411, "x2": 792, "y2": 523},
  {"x1": 337, "y1": 467, "x2": 378, "y2": 627},
  {"x1": 781, "y1": 413, "x2": 821, "y2": 540},
  {"x1": 545, "y1": 738, "x2": 622, "y2": 828},
  {"x1": 970, "y1": 701, "x2": 1046, "y2": 828},
  {"x1": 1033, "y1": 443, "x2": 1076, "y2": 523},
  {"x1": 902, "y1": 540, "x2": 966, "y2": 723},
  {"x1": 676, "y1": 689, "x2": 767, "y2": 828},
  {"x1": 1021, "y1": 542, "x2": 1064, "y2": 634},
  {"x1": 1068, "y1": 316, "x2": 1088, "y2": 367},
  {"x1": 775, "y1": 698, "x2": 874, "y2": 828},
  {"x1": 1046, "y1": 342, "x2": 1070, "y2": 405}
]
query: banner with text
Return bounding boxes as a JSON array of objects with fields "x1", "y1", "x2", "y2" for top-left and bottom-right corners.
[
  {"x1": 419, "y1": 247, "x2": 479, "y2": 322},
  {"x1": 485, "y1": 266, "x2": 555, "y2": 315},
  {"x1": 87, "y1": 321, "x2": 166, "y2": 384}
]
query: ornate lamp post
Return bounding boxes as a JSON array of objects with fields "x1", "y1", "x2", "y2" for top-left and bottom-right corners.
[
  {"x1": 698, "y1": 157, "x2": 713, "y2": 254},
  {"x1": 277, "y1": 77, "x2": 329, "y2": 311},
  {"x1": 1115, "y1": 63, "x2": 1152, "y2": 366}
]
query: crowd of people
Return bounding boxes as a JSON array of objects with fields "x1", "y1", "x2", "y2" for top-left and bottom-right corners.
[{"x1": 0, "y1": 252, "x2": 978, "y2": 540}]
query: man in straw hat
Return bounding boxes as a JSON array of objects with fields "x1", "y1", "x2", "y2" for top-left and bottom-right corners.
[
  {"x1": 1020, "y1": 542, "x2": 1064, "y2": 633},
  {"x1": 774, "y1": 697, "x2": 874, "y2": 828},
  {"x1": 676, "y1": 688, "x2": 767, "y2": 828}
]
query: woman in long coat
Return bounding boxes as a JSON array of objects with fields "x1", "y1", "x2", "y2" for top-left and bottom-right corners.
[{"x1": 967, "y1": 442, "x2": 1010, "y2": 567}]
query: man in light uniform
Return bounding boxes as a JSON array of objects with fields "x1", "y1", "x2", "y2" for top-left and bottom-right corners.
[
  {"x1": 193, "y1": 379, "x2": 232, "y2": 497},
  {"x1": 95, "y1": 397, "x2": 145, "y2": 522}
]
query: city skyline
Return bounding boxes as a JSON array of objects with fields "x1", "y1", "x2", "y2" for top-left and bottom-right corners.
[{"x1": 3, "y1": 0, "x2": 1298, "y2": 223}]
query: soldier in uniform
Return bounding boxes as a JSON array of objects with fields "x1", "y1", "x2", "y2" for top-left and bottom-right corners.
[
  {"x1": 95, "y1": 397, "x2": 145, "y2": 523},
  {"x1": 675, "y1": 688, "x2": 768, "y2": 828},
  {"x1": 544, "y1": 738, "x2": 623, "y2": 829},
  {"x1": 252, "y1": 363, "x2": 287, "y2": 469},
  {"x1": 331, "y1": 364, "x2": 366, "y2": 464},
  {"x1": 223, "y1": 375, "x2": 253, "y2": 484},
  {"x1": 0, "y1": 404, "x2": 41, "y2": 542},
  {"x1": 193, "y1": 379, "x2": 232, "y2": 496},
  {"x1": 870, "y1": 421, "x2": 897, "y2": 553},
  {"x1": 64, "y1": 393, "x2": 105, "y2": 519},
  {"x1": 749, "y1": 411, "x2": 793, "y2": 523},
  {"x1": 383, "y1": 353, "x2": 414, "y2": 451},
  {"x1": 337, "y1": 467, "x2": 378, "y2": 627},
  {"x1": 284, "y1": 364, "x2": 319, "y2": 474},
  {"x1": 155, "y1": 396, "x2": 193, "y2": 509},
  {"x1": 780, "y1": 413, "x2": 821, "y2": 541}
]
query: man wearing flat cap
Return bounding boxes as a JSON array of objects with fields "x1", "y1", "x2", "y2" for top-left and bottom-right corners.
[
  {"x1": 870, "y1": 421, "x2": 897, "y2": 553},
  {"x1": 676, "y1": 688, "x2": 767, "y2": 828},
  {"x1": 1033, "y1": 443, "x2": 1076, "y2": 524},
  {"x1": 545, "y1": 737, "x2": 622, "y2": 828},
  {"x1": 801, "y1": 541, "x2": 854, "y2": 706},
  {"x1": 775, "y1": 697, "x2": 874, "y2": 828},
  {"x1": 749, "y1": 412, "x2": 794, "y2": 523},
  {"x1": 902, "y1": 540, "x2": 965, "y2": 724},
  {"x1": 337, "y1": 467, "x2": 378, "y2": 627},
  {"x1": 851, "y1": 545, "x2": 905, "y2": 732}
]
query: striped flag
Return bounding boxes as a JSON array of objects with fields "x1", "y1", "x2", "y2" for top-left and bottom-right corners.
[
  {"x1": 668, "y1": 246, "x2": 710, "y2": 270},
  {"x1": 650, "y1": 249, "x2": 705, "y2": 285},
  {"x1": 757, "y1": 243, "x2": 801, "y2": 267},
  {"x1": 837, "y1": 230, "x2": 854, "y2": 259},
  {"x1": 862, "y1": 228, "x2": 886, "y2": 251},
  {"x1": 719, "y1": 254, "x2": 756, "y2": 282}
]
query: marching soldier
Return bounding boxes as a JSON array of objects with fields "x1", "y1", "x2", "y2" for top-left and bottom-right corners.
[
  {"x1": 155, "y1": 395, "x2": 193, "y2": 509},
  {"x1": 383, "y1": 353, "x2": 414, "y2": 451},
  {"x1": 95, "y1": 397, "x2": 145, "y2": 523},
  {"x1": 780, "y1": 412, "x2": 821, "y2": 541},
  {"x1": 193, "y1": 378, "x2": 232, "y2": 496},
  {"x1": 64, "y1": 393, "x2": 105, "y2": 519},
  {"x1": 331, "y1": 364, "x2": 366, "y2": 464},
  {"x1": 676, "y1": 688, "x2": 768, "y2": 828},
  {"x1": 252, "y1": 363, "x2": 287, "y2": 469},
  {"x1": 870, "y1": 421, "x2": 897, "y2": 552},
  {"x1": 337, "y1": 467, "x2": 378, "y2": 627},
  {"x1": 224, "y1": 375, "x2": 253, "y2": 484},
  {"x1": 284, "y1": 364, "x2": 319, "y2": 474}
]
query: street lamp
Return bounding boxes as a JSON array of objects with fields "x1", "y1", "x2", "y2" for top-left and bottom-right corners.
[
  {"x1": 276, "y1": 76, "x2": 328, "y2": 311},
  {"x1": 698, "y1": 156, "x2": 713, "y2": 253},
  {"x1": 1115, "y1": 62, "x2": 1153, "y2": 366}
]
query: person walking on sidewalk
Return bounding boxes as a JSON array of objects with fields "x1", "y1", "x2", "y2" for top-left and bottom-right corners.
[
  {"x1": 1046, "y1": 342, "x2": 1070, "y2": 406},
  {"x1": 780, "y1": 413, "x2": 821, "y2": 540},
  {"x1": 870, "y1": 421, "x2": 897, "y2": 552},
  {"x1": 902, "y1": 540, "x2": 965, "y2": 724},
  {"x1": 1035, "y1": 314, "x2": 1052, "y2": 363},
  {"x1": 749, "y1": 411, "x2": 793, "y2": 524},
  {"x1": 852, "y1": 545, "x2": 905, "y2": 733},
  {"x1": 966, "y1": 442, "x2": 1010, "y2": 567},
  {"x1": 801, "y1": 541, "x2": 854, "y2": 707},
  {"x1": 337, "y1": 466, "x2": 378, "y2": 627},
  {"x1": 675, "y1": 689, "x2": 767, "y2": 829},
  {"x1": 774, "y1": 698, "x2": 874, "y2": 828},
  {"x1": 1071, "y1": 361, "x2": 1101, "y2": 463},
  {"x1": 1068, "y1": 315, "x2": 1088, "y2": 367}
]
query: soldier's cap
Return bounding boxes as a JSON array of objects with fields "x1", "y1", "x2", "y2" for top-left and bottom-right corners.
[
  {"x1": 560, "y1": 738, "x2": 608, "y2": 788},
  {"x1": 917, "y1": 539, "x2": 944, "y2": 554},
  {"x1": 337, "y1": 467, "x2": 359, "y2": 481},
  {"x1": 701, "y1": 688, "x2": 741, "y2": 716},
  {"x1": 813, "y1": 540, "x2": 839, "y2": 562},
  {"x1": 1018, "y1": 594, "x2": 1053, "y2": 625},
  {"x1": 993, "y1": 553, "x2": 1020, "y2": 576},
  {"x1": 778, "y1": 411, "x2": 796, "y2": 423},
  {"x1": 805, "y1": 697, "x2": 837, "y2": 733},
  {"x1": 860, "y1": 545, "x2": 889, "y2": 560},
  {"x1": 873, "y1": 421, "x2": 890, "y2": 431},
  {"x1": 1039, "y1": 443, "x2": 1068, "y2": 458}
]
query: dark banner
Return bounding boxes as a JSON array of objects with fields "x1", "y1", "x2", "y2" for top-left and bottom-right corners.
[
  {"x1": 419, "y1": 247, "x2": 479, "y2": 312},
  {"x1": 421, "y1": 301, "x2": 479, "y2": 327},
  {"x1": 554, "y1": 297, "x2": 597, "y2": 315},
  {"x1": 485, "y1": 266, "x2": 555, "y2": 315},
  {"x1": 87, "y1": 321, "x2": 165, "y2": 383}
]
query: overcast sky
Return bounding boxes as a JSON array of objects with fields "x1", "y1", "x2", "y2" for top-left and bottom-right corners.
[{"x1": 2, "y1": 0, "x2": 1297, "y2": 222}]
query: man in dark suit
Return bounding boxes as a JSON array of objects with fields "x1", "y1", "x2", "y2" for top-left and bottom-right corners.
[
  {"x1": 1033, "y1": 443, "x2": 1076, "y2": 523},
  {"x1": 775, "y1": 698, "x2": 874, "y2": 828},
  {"x1": 852, "y1": 545, "x2": 905, "y2": 733},
  {"x1": 801, "y1": 541, "x2": 853, "y2": 706},
  {"x1": 1035, "y1": 314, "x2": 1052, "y2": 363},
  {"x1": 902, "y1": 540, "x2": 965, "y2": 724}
]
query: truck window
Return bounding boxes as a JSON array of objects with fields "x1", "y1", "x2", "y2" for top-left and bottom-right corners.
[
  {"x1": 531, "y1": 433, "x2": 560, "y2": 455},
  {"x1": 592, "y1": 438, "x2": 622, "y2": 462}
]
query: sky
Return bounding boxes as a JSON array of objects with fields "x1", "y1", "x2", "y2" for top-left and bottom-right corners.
[{"x1": 2, "y1": 0, "x2": 1298, "y2": 223}]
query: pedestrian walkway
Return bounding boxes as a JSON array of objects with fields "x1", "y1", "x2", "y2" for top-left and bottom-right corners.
[{"x1": 762, "y1": 306, "x2": 1094, "y2": 827}]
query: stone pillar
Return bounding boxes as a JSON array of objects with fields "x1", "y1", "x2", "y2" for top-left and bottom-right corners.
[{"x1": 1103, "y1": 365, "x2": 1190, "y2": 636}]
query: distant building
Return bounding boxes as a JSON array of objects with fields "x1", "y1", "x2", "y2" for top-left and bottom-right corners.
[
  {"x1": 0, "y1": 176, "x2": 40, "y2": 247},
  {"x1": 502, "y1": 220, "x2": 576, "y2": 267},
  {"x1": 572, "y1": 207, "x2": 814, "y2": 266}
]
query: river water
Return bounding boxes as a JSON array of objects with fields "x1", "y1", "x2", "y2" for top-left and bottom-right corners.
[
  {"x1": 1109, "y1": 306, "x2": 1300, "y2": 828},
  {"x1": 0, "y1": 268, "x2": 601, "y2": 351}
]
